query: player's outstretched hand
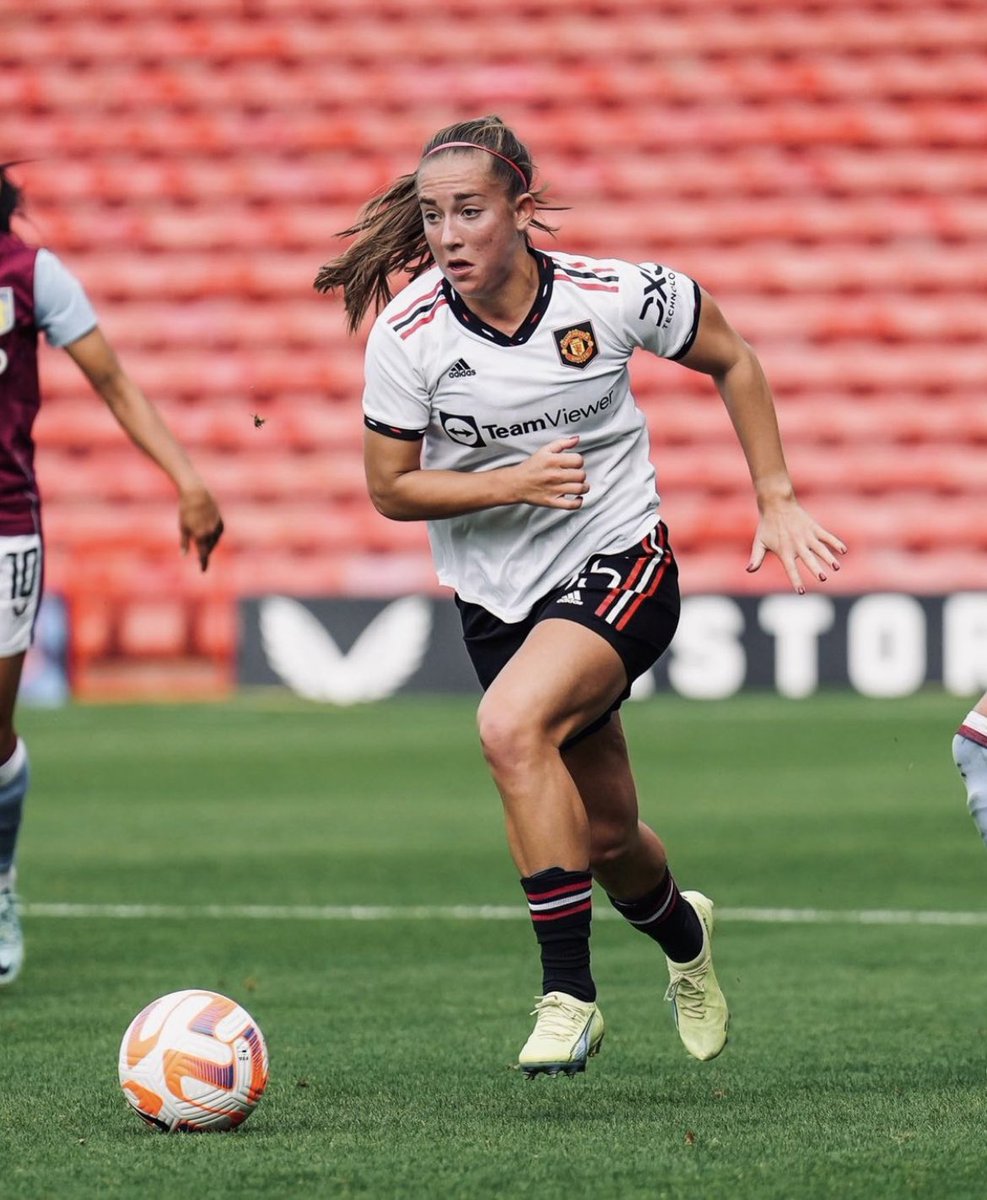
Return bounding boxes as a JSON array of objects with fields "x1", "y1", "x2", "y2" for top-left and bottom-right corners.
[
  {"x1": 513, "y1": 435, "x2": 589, "y2": 510},
  {"x1": 179, "y1": 486, "x2": 224, "y2": 571},
  {"x1": 747, "y1": 496, "x2": 847, "y2": 593}
]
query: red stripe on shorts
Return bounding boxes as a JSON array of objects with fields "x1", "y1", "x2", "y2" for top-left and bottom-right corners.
[
  {"x1": 615, "y1": 558, "x2": 670, "y2": 631},
  {"x1": 594, "y1": 527, "x2": 665, "y2": 619}
]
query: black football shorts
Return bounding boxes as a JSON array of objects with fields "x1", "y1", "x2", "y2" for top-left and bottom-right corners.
[{"x1": 455, "y1": 520, "x2": 680, "y2": 741}]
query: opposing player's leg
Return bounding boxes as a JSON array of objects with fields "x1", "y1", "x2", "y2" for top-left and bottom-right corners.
[
  {"x1": 953, "y1": 696, "x2": 987, "y2": 847},
  {"x1": 476, "y1": 618, "x2": 624, "y2": 1076},
  {"x1": 563, "y1": 719, "x2": 728, "y2": 1061},
  {"x1": 0, "y1": 651, "x2": 28, "y2": 987},
  {"x1": 0, "y1": 536, "x2": 42, "y2": 988}
]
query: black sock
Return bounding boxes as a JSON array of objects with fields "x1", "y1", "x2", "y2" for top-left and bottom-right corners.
[
  {"x1": 520, "y1": 866, "x2": 596, "y2": 1003},
  {"x1": 608, "y1": 870, "x2": 704, "y2": 963}
]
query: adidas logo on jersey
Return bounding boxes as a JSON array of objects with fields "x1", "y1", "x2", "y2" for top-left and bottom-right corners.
[
  {"x1": 557, "y1": 590, "x2": 583, "y2": 606},
  {"x1": 447, "y1": 358, "x2": 476, "y2": 378}
]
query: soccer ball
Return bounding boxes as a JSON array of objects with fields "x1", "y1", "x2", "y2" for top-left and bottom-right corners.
[{"x1": 118, "y1": 989, "x2": 269, "y2": 1132}]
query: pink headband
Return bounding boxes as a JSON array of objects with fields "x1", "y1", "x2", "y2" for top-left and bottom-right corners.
[{"x1": 422, "y1": 141, "x2": 529, "y2": 187}]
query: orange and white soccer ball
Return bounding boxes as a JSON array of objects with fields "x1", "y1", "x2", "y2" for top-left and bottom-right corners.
[{"x1": 118, "y1": 989, "x2": 269, "y2": 1132}]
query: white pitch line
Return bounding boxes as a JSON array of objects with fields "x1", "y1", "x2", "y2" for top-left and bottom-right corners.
[{"x1": 21, "y1": 903, "x2": 987, "y2": 927}]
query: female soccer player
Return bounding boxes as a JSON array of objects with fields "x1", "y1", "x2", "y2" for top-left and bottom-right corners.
[
  {"x1": 315, "y1": 117, "x2": 846, "y2": 1077},
  {"x1": 0, "y1": 165, "x2": 224, "y2": 985}
]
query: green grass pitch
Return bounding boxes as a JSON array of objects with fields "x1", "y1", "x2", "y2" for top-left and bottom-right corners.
[{"x1": 1, "y1": 691, "x2": 986, "y2": 1199}]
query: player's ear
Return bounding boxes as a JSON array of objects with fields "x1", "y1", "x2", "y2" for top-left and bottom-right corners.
[{"x1": 514, "y1": 191, "x2": 536, "y2": 234}]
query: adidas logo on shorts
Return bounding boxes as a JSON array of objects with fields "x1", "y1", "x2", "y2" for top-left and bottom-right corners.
[
  {"x1": 557, "y1": 590, "x2": 583, "y2": 606},
  {"x1": 447, "y1": 358, "x2": 476, "y2": 378}
]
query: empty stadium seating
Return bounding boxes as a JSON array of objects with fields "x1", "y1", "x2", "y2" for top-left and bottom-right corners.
[{"x1": 3, "y1": 0, "x2": 984, "y2": 695}]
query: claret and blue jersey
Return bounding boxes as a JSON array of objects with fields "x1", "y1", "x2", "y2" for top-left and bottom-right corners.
[{"x1": 0, "y1": 232, "x2": 96, "y2": 536}]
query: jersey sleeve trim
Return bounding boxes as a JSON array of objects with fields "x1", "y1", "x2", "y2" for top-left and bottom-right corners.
[
  {"x1": 55, "y1": 320, "x2": 99, "y2": 349},
  {"x1": 668, "y1": 281, "x2": 702, "y2": 361},
  {"x1": 364, "y1": 415, "x2": 426, "y2": 441}
]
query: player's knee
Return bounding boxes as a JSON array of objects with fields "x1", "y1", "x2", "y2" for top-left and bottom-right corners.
[{"x1": 476, "y1": 695, "x2": 545, "y2": 774}]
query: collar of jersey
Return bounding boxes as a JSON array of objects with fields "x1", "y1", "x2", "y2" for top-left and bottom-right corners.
[{"x1": 440, "y1": 249, "x2": 554, "y2": 347}]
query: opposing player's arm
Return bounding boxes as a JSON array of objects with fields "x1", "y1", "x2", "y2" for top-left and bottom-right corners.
[
  {"x1": 63, "y1": 326, "x2": 224, "y2": 570},
  {"x1": 679, "y1": 289, "x2": 847, "y2": 591},
  {"x1": 364, "y1": 429, "x2": 589, "y2": 520}
]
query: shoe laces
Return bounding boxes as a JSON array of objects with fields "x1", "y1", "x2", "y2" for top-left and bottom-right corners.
[
  {"x1": 529, "y1": 993, "x2": 588, "y2": 1038},
  {"x1": 664, "y1": 964, "x2": 709, "y2": 1020}
]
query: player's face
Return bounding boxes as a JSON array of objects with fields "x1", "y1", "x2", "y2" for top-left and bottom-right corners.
[{"x1": 416, "y1": 154, "x2": 533, "y2": 303}]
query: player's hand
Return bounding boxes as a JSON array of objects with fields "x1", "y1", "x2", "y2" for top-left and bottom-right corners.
[
  {"x1": 178, "y1": 486, "x2": 224, "y2": 571},
  {"x1": 511, "y1": 436, "x2": 589, "y2": 510},
  {"x1": 747, "y1": 496, "x2": 847, "y2": 593}
]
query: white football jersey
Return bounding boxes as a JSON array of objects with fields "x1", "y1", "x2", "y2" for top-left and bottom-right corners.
[{"x1": 363, "y1": 249, "x2": 701, "y2": 622}]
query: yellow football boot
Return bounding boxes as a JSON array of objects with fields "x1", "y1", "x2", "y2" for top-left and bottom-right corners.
[
  {"x1": 664, "y1": 891, "x2": 729, "y2": 1061},
  {"x1": 517, "y1": 991, "x2": 604, "y2": 1078}
]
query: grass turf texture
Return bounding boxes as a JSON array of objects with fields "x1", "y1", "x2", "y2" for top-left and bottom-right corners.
[{"x1": 1, "y1": 692, "x2": 985, "y2": 1199}]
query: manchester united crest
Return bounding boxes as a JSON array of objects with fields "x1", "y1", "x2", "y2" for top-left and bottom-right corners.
[{"x1": 553, "y1": 322, "x2": 598, "y2": 369}]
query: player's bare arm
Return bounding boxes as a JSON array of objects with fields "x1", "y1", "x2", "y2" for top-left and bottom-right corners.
[
  {"x1": 365, "y1": 428, "x2": 588, "y2": 520},
  {"x1": 63, "y1": 327, "x2": 224, "y2": 569},
  {"x1": 680, "y1": 290, "x2": 847, "y2": 593}
]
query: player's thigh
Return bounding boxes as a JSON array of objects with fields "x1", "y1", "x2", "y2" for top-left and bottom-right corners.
[
  {"x1": 0, "y1": 535, "x2": 41, "y2": 729},
  {"x1": 479, "y1": 617, "x2": 627, "y2": 749}
]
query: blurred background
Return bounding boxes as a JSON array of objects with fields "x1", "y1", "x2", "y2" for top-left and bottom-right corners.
[{"x1": 3, "y1": 0, "x2": 985, "y2": 702}]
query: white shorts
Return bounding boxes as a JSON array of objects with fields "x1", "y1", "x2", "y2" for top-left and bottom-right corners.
[{"x1": 0, "y1": 534, "x2": 43, "y2": 657}]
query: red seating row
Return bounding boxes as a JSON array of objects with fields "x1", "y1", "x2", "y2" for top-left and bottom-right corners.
[
  {"x1": 24, "y1": 0, "x2": 975, "y2": 19},
  {"x1": 17, "y1": 148, "x2": 987, "y2": 209},
  {"x1": 39, "y1": 344, "x2": 365, "y2": 400},
  {"x1": 37, "y1": 448, "x2": 364, "y2": 503},
  {"x1": 6, "y1": 53, "x2": 986, "y2": 118},
  {"x1": 4, "y1": 11, "x2": 984, "y2": 64},
  {"x1": 10, "y1": 103, "x2": 985, "y2": 164},
  {"x1": 48, "y1": 546, "x2": 441, "y2": 612}
]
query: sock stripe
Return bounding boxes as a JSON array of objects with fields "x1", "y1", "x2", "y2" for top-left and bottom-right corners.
[
  {"x1": 958, "y1": 723, "x2": 987, "y2": 749},
  {"x1": 624, "y1": 890, "x2": 677, "y2": 926},
  {"x1": 525, "y1": 880, "x2": 593, "y2": 903},
  {"x1": 530, "y1": 899, "x2": 593, "y2": 922},
  {"x1": 611, "y1": 872, "x2": 674, "y2": 921}
]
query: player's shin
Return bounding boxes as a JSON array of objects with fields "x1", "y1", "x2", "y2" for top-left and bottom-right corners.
[
  {"x1": 953, "y1": 711, "x2": 987, "y2": 846},
  {"x1": 0, "y1": 737, "x2": 28, "y2": 890},
  {"x1": 0, "y1": 737, "x2": 28, "y2": 985},
  {"x1": 521, "y1": 866, "x2": 595, "y2": 1001}
]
